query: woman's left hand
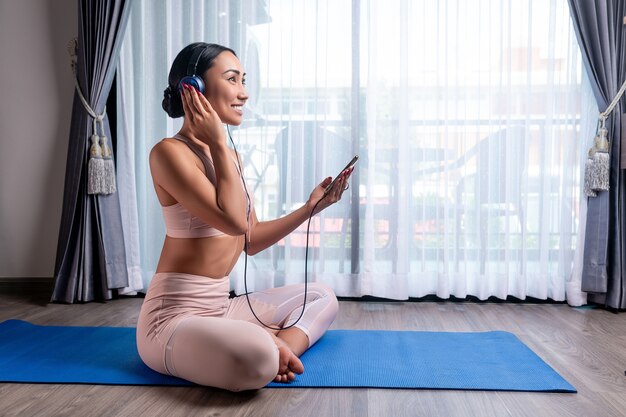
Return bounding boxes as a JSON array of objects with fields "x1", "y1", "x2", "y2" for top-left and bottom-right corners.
[{"x1": 306, "y1": 166, "x2": 355, "y2": 216}]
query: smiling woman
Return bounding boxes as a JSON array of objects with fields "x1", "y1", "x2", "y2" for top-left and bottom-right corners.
[
  {"x1": 161, "y1": 43, "x2": 238, "y2": 119},
  {"x1": 135, "y1": 42, "x2": 348, "y2": 391}
]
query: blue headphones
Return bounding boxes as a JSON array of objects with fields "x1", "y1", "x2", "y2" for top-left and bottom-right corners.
[{"x1": 178, "y1": 46, "x2": 206, "y2": 94}]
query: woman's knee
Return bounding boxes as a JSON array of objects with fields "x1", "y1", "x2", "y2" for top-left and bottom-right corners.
[
  {"x1": 171, "y1": 318, "x2": 279, "y2": 391},
  {"x1": 232, "y1": 337, "x2": 279, "y2": 390},
  {"x1": 312, "y1": 283, "x2": 339, "y2": 317}
]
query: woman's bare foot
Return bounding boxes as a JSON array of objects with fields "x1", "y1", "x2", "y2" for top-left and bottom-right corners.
[
  {"x1": 263, "y1": 328, "x2": 305, "y2": 382},
  {"x1": 275, "y1": 345, "x2": 304, "y2": 383}
]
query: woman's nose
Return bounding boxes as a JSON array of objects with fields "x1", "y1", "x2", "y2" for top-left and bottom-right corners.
[{"x1": 238, "y1": 86, "x2": 249, "y2": 101}]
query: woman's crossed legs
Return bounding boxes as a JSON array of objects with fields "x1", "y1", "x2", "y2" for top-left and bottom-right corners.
[{"x1": 164, "y1": 282, "x2": 338, "y2": 389}]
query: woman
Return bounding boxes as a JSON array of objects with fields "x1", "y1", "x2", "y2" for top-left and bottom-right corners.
[{"x1": 136, "y1": 42, "x2": 353, "y2": 392}]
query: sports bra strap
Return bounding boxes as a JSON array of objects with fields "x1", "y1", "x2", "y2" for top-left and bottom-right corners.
[{"x1": 172, "y1": 134, "x2": 217, "y2": 185}]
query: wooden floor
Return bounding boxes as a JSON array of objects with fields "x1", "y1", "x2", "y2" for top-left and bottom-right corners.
[{"x1": 1, "y1": 284, "x2": 626, "y2": 417}]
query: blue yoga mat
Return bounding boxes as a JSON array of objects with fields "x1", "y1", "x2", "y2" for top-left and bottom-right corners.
[{"x1": 0, "y1": 319, "x2": 575, "y2": 392}]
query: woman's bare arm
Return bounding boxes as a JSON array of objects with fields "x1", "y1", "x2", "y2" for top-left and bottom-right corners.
[
  {"x1": 245, "y1": 204, "x2": 311, "y2": 256},
  {"x1": 150, "y1": 140, "x2": 248, "y2": 236},
  {"x1": 246, "y1": 168, "x2": 353, "y2": 255}
]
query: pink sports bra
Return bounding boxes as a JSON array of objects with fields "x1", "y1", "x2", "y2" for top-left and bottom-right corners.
[{"x1": 161, "y1": 134, "x2": 252, "y2": 238}]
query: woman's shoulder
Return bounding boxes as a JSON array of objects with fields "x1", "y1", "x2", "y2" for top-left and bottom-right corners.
[
  {"x1": 150, "y1": 137, "x2": 188, "y2": 160},
  {"x1": 152, "y1": 137, "x2": 181, "y2": 152},
  {"x1": 149, "y1": 137, "x2": 193, "y2": 171}
]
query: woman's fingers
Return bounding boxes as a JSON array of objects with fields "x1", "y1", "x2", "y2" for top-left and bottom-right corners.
[
  {"x1": 341, "y1": 167, "x2": 354, "y2": 195},
  {"x1": 182, "y1": 85, "x2": 202, "y2": 122},
  {"x1": 334, "y1": 171, "x2": 349, "y2": 197},
  {"x1": 185, "y1": 84, "x2": 203, "y2": 116},
  {"x1": 337, "y1": 176, "x2": 347, "y2": 198},
  {"x1": 182, "y1": 84, "x2": 216, "y2": 127},
  {"x1": 325, "y1": 175, "x2": 344, "y2": 203},
  {"x1": 195, "y1": 87, "x2": 214, "y2": 114},
  {"x1": 186, "y1": 84, "x2": 222, "y2": 125},
  {"x1": 311, "y1": 166, "x2": 355, "y2": 215},
  {"x1": 333, "y1": 167, "x2": 354, "y2": 200},
  {"x1": 180, "y1": 87, "x2": 192, "y2": 121}
]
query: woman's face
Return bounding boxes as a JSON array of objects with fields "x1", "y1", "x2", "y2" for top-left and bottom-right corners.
[{"x1": 201, "y1": 51, "x2": 248, "y2": 126}]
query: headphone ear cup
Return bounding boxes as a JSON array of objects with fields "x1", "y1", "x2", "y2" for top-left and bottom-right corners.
[{"x1": 178, "y1": 75, "x2": 205, "y2": 94}]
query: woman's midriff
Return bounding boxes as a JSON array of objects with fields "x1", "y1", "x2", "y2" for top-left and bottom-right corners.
[{"x1": 156, "y1": 234, "x2": 245, "y2": 278}]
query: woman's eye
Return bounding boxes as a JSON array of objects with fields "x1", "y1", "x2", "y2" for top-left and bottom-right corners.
[{"x1": 242, "y1": 79, "x2": 246, "y2": 85}]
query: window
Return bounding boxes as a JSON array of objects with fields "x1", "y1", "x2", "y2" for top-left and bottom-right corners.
[{"x1": 119, "y1": 0, "x2": 594, "y2": 301}]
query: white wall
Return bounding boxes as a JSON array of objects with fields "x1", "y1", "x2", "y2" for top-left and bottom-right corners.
[{"x1": 0, "y1": 0, "x2": 77, "y2": 278}]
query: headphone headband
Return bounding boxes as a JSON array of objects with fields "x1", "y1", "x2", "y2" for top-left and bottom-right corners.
[
  {"x1": 187, "y1": 45, "x2": 206, "y2": 76},
  {"x1": 178, "y1": 44, "x2": 208, "y2": 94}
]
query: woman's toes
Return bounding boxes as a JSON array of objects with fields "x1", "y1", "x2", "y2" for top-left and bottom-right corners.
[
  {"x1": 277, "y1": 346, "x2": 291, "y2": 374},
  {"x1": 274, "y1": 371, "x2": 297, "y2": 383},
  {"x1": 288, "y1": 355, "x2": 305, "y2": 374},
  {"x1": 275, "y1": 345, "x2": 304, "y2": 383}
]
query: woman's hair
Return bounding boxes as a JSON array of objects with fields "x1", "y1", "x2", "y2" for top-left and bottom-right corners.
[{"x1": 162, "y1": 42, "x2": 236, "y2": 118}]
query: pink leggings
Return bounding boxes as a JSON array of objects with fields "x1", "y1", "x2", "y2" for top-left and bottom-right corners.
[{"x1": 136, "y1": 272, "x2": 338, "y2": 391}]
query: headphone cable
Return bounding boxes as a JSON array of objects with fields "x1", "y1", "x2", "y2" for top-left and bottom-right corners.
[{"x1": 227, "y1": 126, "x2": 327, "y2": 331}]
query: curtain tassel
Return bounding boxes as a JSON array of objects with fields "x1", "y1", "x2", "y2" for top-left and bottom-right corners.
[
  {"x1": 583, "y1": 147, "x2": 597, "y2": 197},
  {"x1": 87, "y1": 118, "x2": 105, "y2": 195},
  {"x1": 74, "y1": 77, "x2": 116, "y2": 195},
  {"x1": 86, "y1": 114, "x2": 116, "y2": 195},
  {"x1": 100, "y1": 135, "x2": 117, "y2": 194},
  {"x1": 68, "y1": 38, "x2": 116, "y2": 195},
  {"x1": 584, "y1": 119, "x2": 611, "y2": 198},
  {"x1": 584, "y1": 76, "x2": 626, "y2": 197},
  {"x1": 589, "y1": 125, "x2": 610, "y2": 193}
]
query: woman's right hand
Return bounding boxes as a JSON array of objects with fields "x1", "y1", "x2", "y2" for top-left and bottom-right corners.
[{"x1": 180, "y1": 84, "x2": 225, "y2": 147}]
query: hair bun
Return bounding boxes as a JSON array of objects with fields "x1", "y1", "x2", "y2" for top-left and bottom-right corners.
[
  {"x1": 162, "y1": 85, "x2": 184, "y2": 118},
  {"x1": 164, "y1": 85, "x2": 175, "y2": 100}
]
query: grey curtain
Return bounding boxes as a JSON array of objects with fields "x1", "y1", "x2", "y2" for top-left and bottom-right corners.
[
  {"x1": 51, "y1": 0, "x2": 132, "y2": 303},
  {"x1": 568, "y1": 0, "x2": 626, "y2": 309}
]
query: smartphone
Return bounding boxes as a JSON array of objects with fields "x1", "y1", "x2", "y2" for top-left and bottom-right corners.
[{"x1": 325, "y1": 155, "x2": 359, "y2": 192}]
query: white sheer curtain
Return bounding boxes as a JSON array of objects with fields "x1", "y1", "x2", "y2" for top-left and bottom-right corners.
[{"x1": 118, "y1": 0, "x2": 595, "y2": 304}]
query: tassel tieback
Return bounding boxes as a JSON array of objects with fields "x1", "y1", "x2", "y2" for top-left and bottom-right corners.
[
  {"x1": 86, "y1": 116, "x2": 116, "y2": 195},
  {"x1": 75, "y1": 79, "x2": 116, "y2": 195},
  {"x1": 68, "y1": 38, "x2": 116, "y2": 195},
  {"x1": 584, "y1": 77, "x2": 626, "y2": 197},
  {"x1": 583, "y1": 124, "x2": 610, "y2": 197}
]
